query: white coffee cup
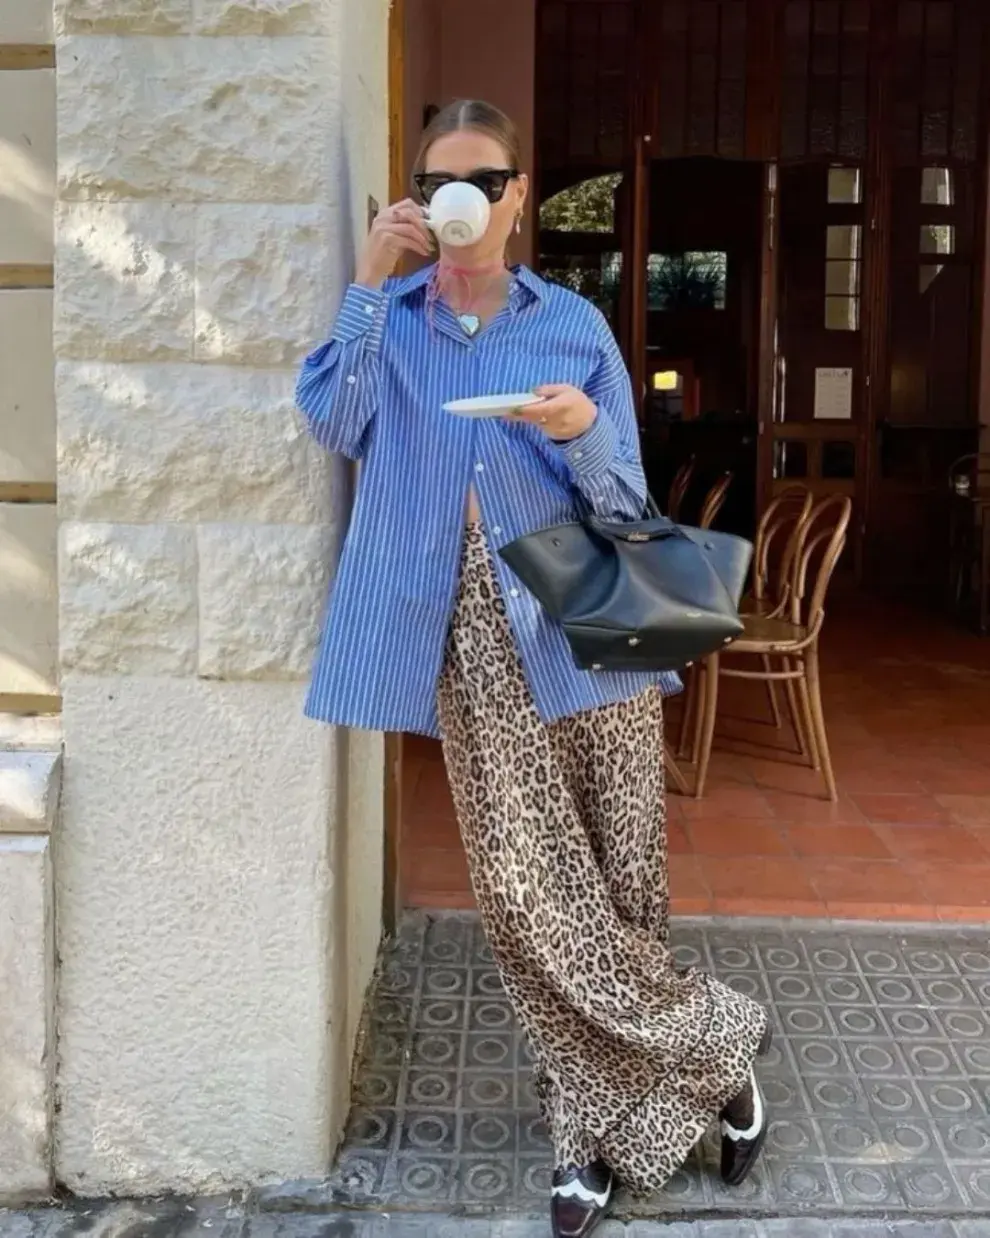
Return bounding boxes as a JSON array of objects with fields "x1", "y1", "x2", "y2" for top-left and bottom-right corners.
[{"x1": 424, "y1": 181, "x2": 491, "y2": 248}]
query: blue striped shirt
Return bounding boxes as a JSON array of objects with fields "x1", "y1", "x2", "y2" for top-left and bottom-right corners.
[{"x1": 296, "y1": 263, "x2": 680, "y2": 738}]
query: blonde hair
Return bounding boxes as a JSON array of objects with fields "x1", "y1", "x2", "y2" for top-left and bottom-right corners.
[{"x1": 412, "y1": 99, "x2": 522, "y2": 176}]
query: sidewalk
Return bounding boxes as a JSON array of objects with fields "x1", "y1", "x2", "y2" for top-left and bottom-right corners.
[
  {"x1": 332, "y1": 913, "x2": 990, "y2": 1219},
  {"x1": 5, "y1": 913, "x2": 989, "y2": 1238},
  {"x1": 2, "y1": 1206, "x2": 990, "y2": 1237}
]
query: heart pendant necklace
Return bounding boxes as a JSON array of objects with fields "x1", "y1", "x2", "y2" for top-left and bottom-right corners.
[{"x1": 457, "y1": 313, "x2": 481, "y2": 337}]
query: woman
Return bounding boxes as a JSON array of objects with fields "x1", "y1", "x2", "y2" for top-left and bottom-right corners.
[{"x1": 297, "y1": 99, "x2": 770, "y2": 1238}]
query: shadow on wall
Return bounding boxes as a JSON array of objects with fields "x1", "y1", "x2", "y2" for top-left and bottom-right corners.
[{"x1": 0, "y1": 137, "x2": 54, "y2": 251}]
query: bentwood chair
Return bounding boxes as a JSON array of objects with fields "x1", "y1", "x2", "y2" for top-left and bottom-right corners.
[
  {"x1": 742, "y1": 486, "x2": 814, "y2": 731},
  {"x1": 690, "y1": 494, "x2": 852, "y2": 802},
  {"x1": 699, "y1": 472, "x2": 733, "y2": 530},
  {"x1": 676, "y1": 485, "x2": 811, "y2": 759},
  {"x1": 667, "y1": 456, "x2": 696, "y2": 522},
  {"x1": 948, "y1": 453, "x2": 990, "y2": 634}
]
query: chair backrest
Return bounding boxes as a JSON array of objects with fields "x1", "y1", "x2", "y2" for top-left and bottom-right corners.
[
  {"x1": 667, "y1": 456, "x2": 696, "y2": 521},
  {"x1": 789, "y1": 494, "x2": 853, "y2": 631},
  {"x1": 949, "y1": 453, "x2": 990, "y2": 494},
  {"x1": 699, "y1": 472, "x2": 733, "y2": 529},
  {"x1": 752, "y1": 487, "x2": 813, "y2": 603}
]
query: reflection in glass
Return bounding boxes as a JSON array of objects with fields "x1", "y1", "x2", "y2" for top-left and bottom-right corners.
[
  {"x1": 773, "y1": 440, "x2": 808, "y2": 480},
  {"x1": 539, "y1": 173, "x2": 623, "y2": 233},
  {"x1": 826, "y1": 261, "x2": 860, "y2": 296},
  {"x1": 647, "y1": 253, "x2": 728, "y2": 311},
  {"x1": 920, "y1": 224, "x2": 955, "y2": 255},
  {"x1": 827, "y1": 166, "x2": 862, "y2": 204},
  {"x1": 919, "y1": 263, "x2": 944, "y2": 295},
  {"x1": 539, "y1": 251, "x2": 622, "y2": 321},
  {"x1": 920, "y1": 167, "x2": 954, "y2": 206},
  {"x1": 826, "y1": 224, "x2": 862, "y2": 259},
  {"x1": 825, "y1": 297, "x2": 860, "y2": 330},
  {"x1": 822, "y1": 441, "x2": 856, "y2": 480}
]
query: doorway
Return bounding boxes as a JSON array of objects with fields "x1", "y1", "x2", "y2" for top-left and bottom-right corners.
[{"x1": 389, "y1": 0, "x2": 990, "y2": 920}]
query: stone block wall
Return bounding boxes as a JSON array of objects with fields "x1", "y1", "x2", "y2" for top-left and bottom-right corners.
[
  {"x1": 0, "y1": 0, "x2": 60, "y2": 1203},
  {"x1": 53, "y1": 0, "x2": 388, "y2": 1195}
]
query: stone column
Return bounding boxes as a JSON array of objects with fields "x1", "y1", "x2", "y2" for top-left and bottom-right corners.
[{"x1": 54, "y1": 0, "x2": 388, "y2": 1194}]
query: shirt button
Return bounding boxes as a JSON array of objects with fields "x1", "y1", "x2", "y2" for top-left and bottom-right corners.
[
  {"x1": 492, "y1": 526, "x2": 502, "y2": 537},
  {"x1": 573, "y1": 450, "x2": 584, "y2": 461},
  {"x1": 475, "y1": 462, "x2": 485, "y2": 473},
  {"x1": 346, "y1": 375, "x2": 357, "y2": 385},
  {"x1": 509, "y1": 588, "x2": 520, "y2": 599},
  {"x1": 364, "y1": 305, "x2": 375, "y2": 315}
]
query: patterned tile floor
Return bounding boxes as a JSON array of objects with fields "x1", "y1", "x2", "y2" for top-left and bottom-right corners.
[
  {"x1": 401, "y1": 594, "x2": 990, "y2": 921},
  {"x1": 332, "y1": 913, "x2": 990, "y2": 1221}
]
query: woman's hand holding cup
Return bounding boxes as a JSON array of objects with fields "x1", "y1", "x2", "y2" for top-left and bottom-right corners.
[{"x1": 356, "y1": 199, "x2": 433, "y2": 289}]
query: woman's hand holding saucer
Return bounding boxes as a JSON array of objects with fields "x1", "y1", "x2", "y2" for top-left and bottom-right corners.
[{"x1": 513, "y1": 384, "x2": 597, "y2": 442}]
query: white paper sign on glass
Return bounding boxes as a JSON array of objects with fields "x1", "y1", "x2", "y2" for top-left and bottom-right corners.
[{"x1": 814, "y1": 367, "x2": 854, "y2": 421}]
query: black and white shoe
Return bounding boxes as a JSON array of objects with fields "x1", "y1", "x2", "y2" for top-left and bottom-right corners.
[
  {"x1": 550, "y1": 1158, "x2": 615, "y2": 1238},
  {"x1": 719, "y1": 1024, "x2": 773, "y2": 1187}
]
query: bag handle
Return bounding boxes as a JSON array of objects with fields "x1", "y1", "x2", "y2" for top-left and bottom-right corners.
[{"x1": 584, "y1": 491, "x2": 686, "y2": 544}]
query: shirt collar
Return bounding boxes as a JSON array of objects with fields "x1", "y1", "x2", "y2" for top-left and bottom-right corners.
[{"x1": 389, "y1": 262, "x2": 545, "y2": 308}]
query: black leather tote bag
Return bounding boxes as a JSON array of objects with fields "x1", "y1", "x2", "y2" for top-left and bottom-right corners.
[{"x1": 498, "y1": 498, "x2": 752, "y2": 673}]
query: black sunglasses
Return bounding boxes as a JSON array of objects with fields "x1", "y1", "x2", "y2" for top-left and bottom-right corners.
[{"x1": 413, "y1": 168, "x2": 520, "y2": 206}]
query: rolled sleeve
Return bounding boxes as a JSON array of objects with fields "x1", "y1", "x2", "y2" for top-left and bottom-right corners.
[
  {"x1": 331, "y1": 283, "x2": 390, "y2": 350},
  {"x1": 558, "y1": 407, "x2": 618, "y2": 483}
]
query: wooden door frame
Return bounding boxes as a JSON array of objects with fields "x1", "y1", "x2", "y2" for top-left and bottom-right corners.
[{"x1": 382, "y1": 0, "x2": 406, "y2": 937}]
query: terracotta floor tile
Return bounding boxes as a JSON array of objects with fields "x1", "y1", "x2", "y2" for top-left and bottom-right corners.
[
  {"x1": 785, "y1": 823, "x2": 892, "y2": 860},
  {"x1": 873, "y1": 824, "x2": 989, "y2": 864},
  {"x1": 851, "y1": 793, "x2": 950, "y2": 826},
  {"x1": 698, "y1": 855, "x2": 818, "y2": 902},
  {"x1": 713, "y1": 896, "x2": 826, "y2": 918},
  {"x1": 824, "y1": 901, "x2": 936, "y2": 921},
  {"x1": 909, "y1": 863, "x2": 990, "y2": 908},
  {"x1": 810, "y1": 859, "x2": 926, "y2": 906},
  {"x1": 936, "y1": 794, "x2": 990, "y2": 826},
  {"x1": 765, "y1": 792, "x2": 867, "y2": 825},
  {"x1": 399, "y1": 593, "x2": 990, "y2": 920},
  {"x1": 666, "y1": 821, "x2": 691, "y2": 854},
  {"x1": 679, "y1": 788, "x2": 775, "y2": 820},
  {"x1": 744, "y1": 759, "x2": 829, "y2": 797},
  {"x1": 667, "y1": 854, "x2": 712, "y2": 913},
  {"x1": 687, "y1": 818, "x2": 790, "y2": 856},
  {"x1": 936, "y1": 904, "x2": 990, "y2": 924}
]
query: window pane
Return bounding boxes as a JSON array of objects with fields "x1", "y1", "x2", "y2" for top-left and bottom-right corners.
[
  {"x1": 919, "y1": 263, "x2": 945, "y2": 294},
  {"x1": 920, "y1": 167, "x2": 954, "y2": 206},
  {"x1": 827, "y1": 166, "x2": 862, "y2": 203},
  {"x1": 773, "y1": 440, "x2": 808, "y2": 480},
  {"x1": 822, "y1": 441, "x2": 857, "y2": 479},
  {"x1": 825, "y1": 296, "x2": 860, "y2": 330},
  {"x1": 826, "y1": 260, "x2": 861, "y2": 295},
  {"x1": 539, "y1": 173, "x2": 623, "y2": 233},
  {"x1": 539, "y1": 251, "x2": 622, "y2": 321},
  {"x1": 920, "y1": 224, "x2": 955, "y2": 255},
  {"x1": 826, "y1": 224, "x2": 862, "y2": 259},
  {"x1": 647, "y1": 252, "x2": 727, "y2": 311}
]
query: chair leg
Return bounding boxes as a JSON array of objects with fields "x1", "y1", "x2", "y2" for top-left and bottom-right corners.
[
  {"x1": 761, "y1": 654, "x2": 783, "y2": 728},
  {"x1": 693, "y1": 653, "x2": 720, "y2": 799},
  {"x1": 665, "y1": 752, "x2": 690, "y2": 795},
  {"x1": 795, "y1": 672, "x2": 821, "y2": 771},
  {"x1": 805, "y1": 646, "x2": 837, "y2": 801},
  {"x1": 678, "y1": 665, "x2": 699, "y2": 760},
  {"x1": 782, "y1": 656, "x2": 812, "y2": 762}
]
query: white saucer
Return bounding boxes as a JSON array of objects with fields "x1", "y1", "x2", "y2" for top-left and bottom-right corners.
[{"x1": 443, "y1": 393, "x2": 544, "y2": 419}]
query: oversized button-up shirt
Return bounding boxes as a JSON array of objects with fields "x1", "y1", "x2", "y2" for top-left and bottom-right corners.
[{"x1": 296, "y1": 263, "x2": 680, "y2": 737}]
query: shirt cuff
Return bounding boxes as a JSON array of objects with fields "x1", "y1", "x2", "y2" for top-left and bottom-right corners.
[
  {"x1": 331, "y1": 283, "x2": 389, "y2": 348},
  {"x1": 558, "y1": 406, "x2": 618, "y2": 481}
]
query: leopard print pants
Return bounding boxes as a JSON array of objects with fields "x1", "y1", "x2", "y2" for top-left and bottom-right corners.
[{"x1": 437, "y1": 524, "x2": 769, "y2": 1197}]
